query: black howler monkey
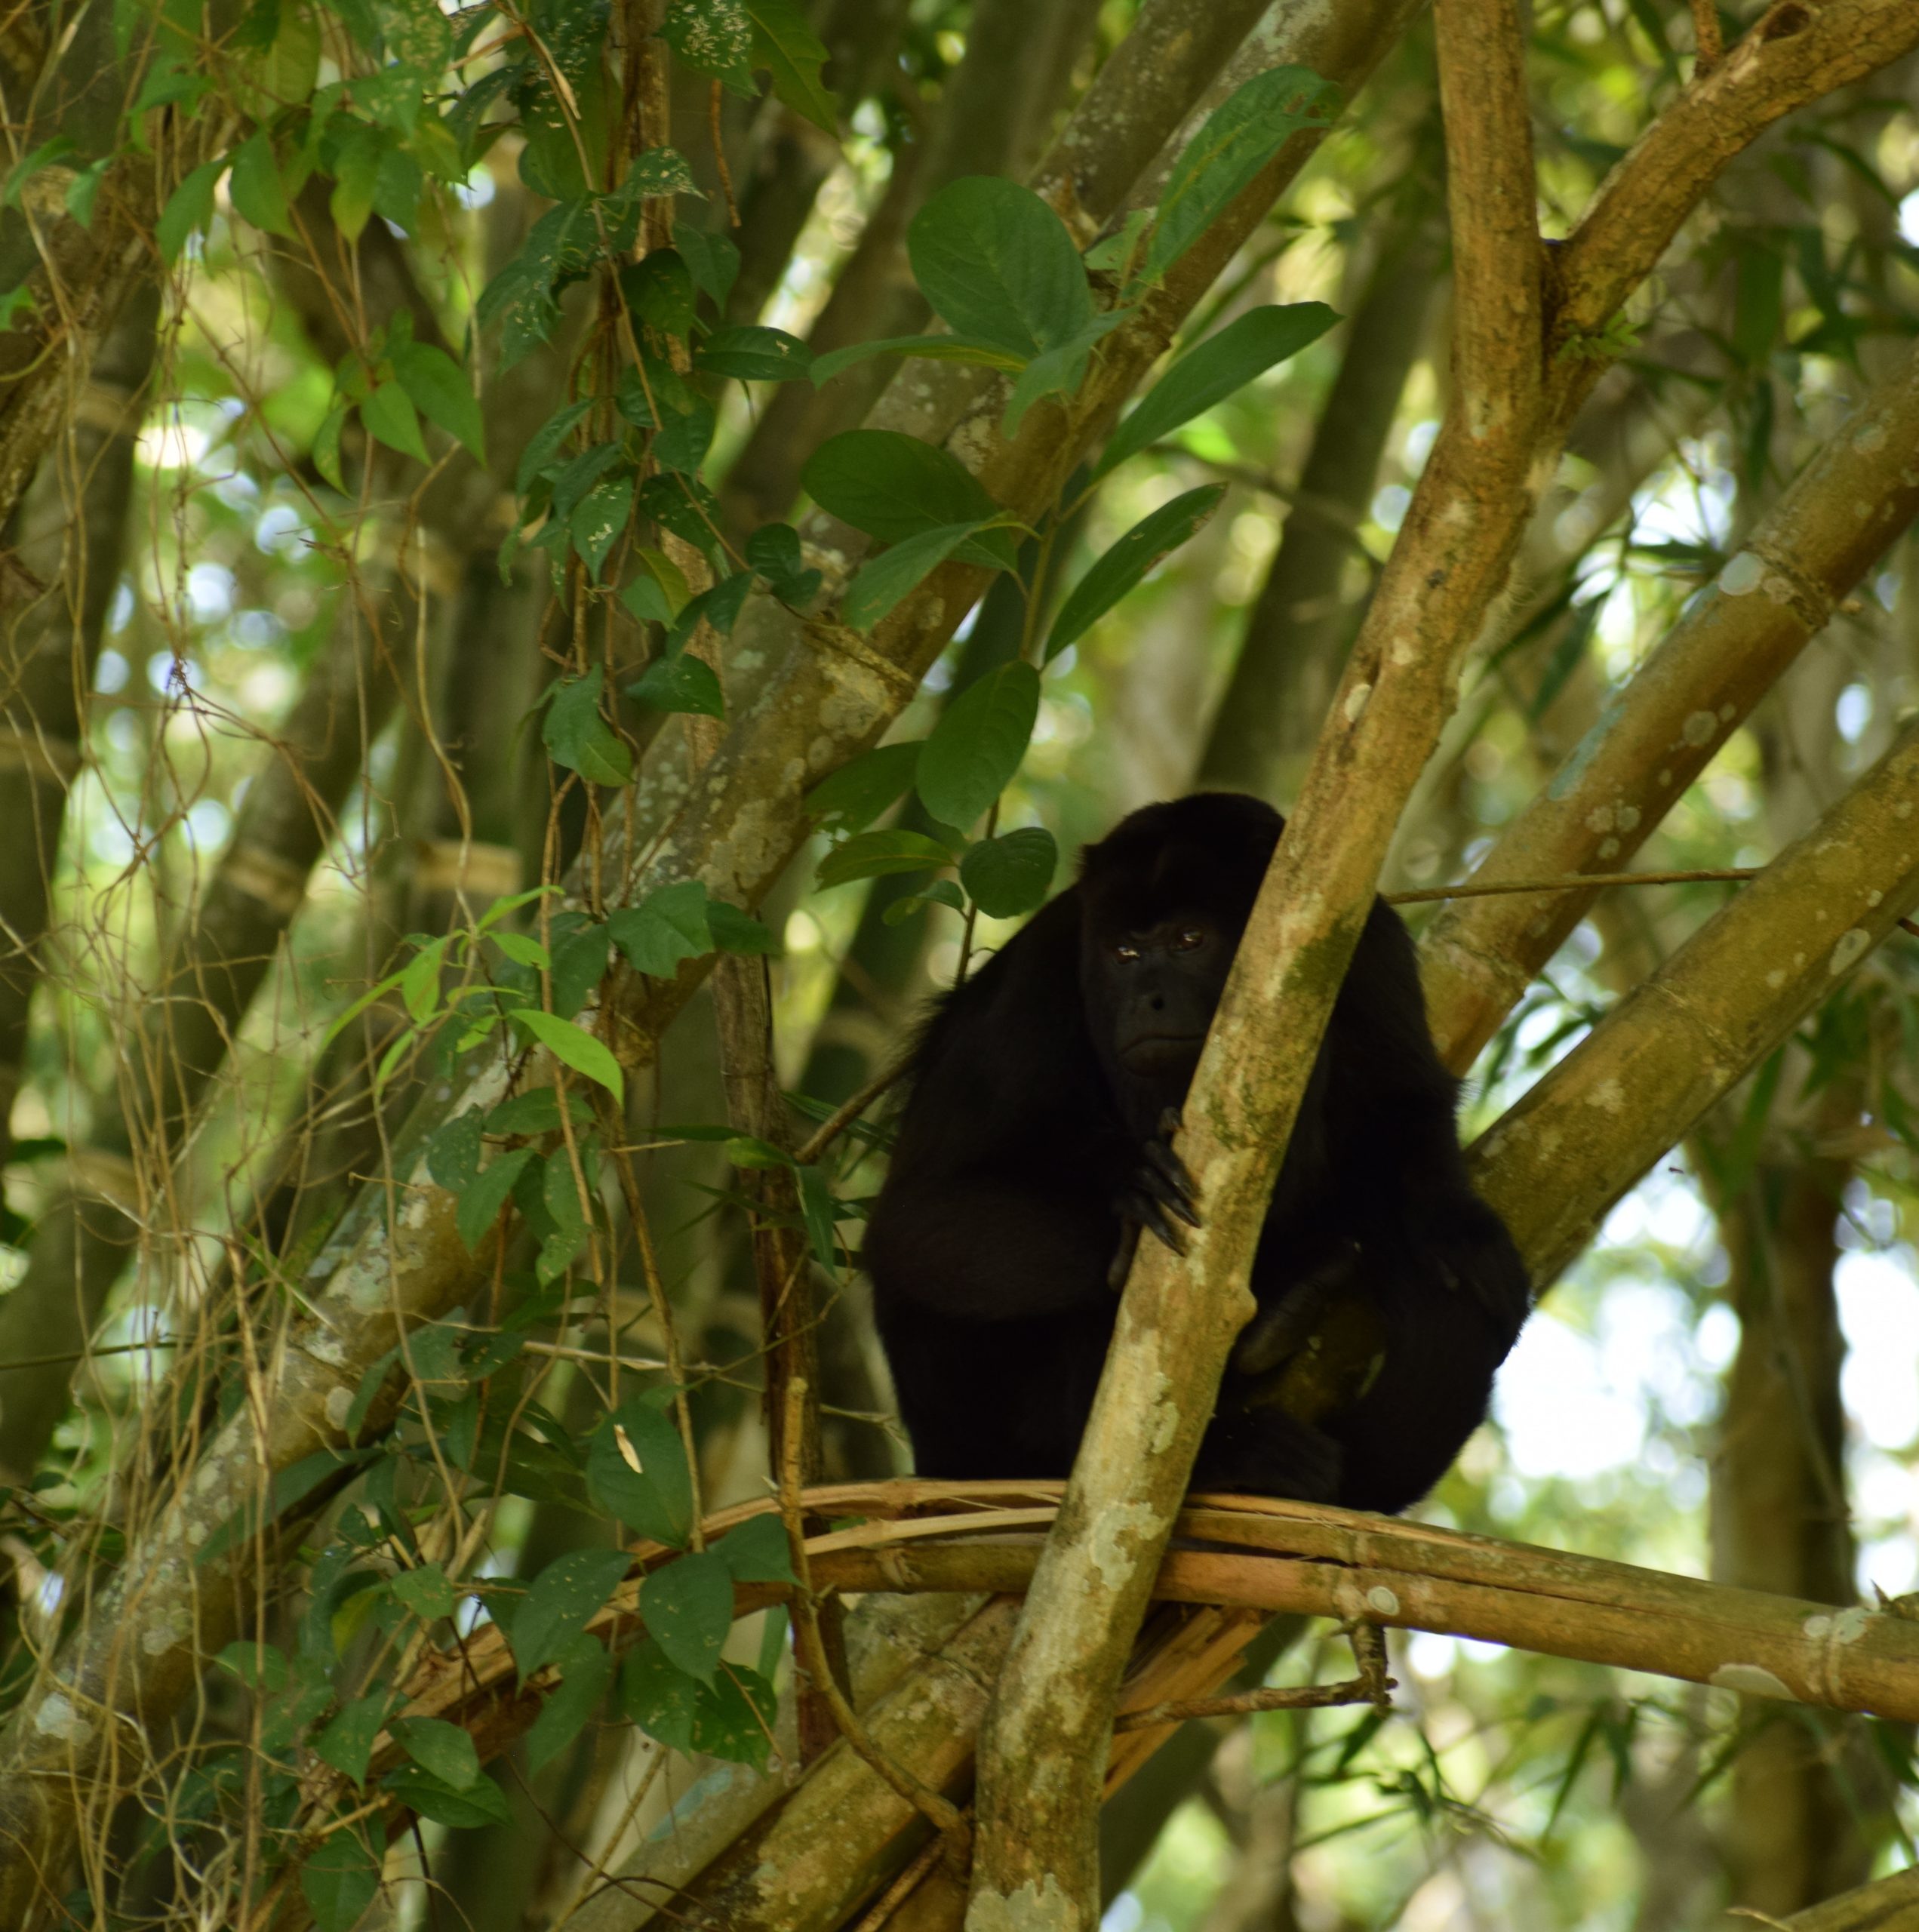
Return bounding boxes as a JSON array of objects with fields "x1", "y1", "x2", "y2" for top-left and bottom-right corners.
[{"x1": 862, "y1": 792, "x2": 1530, "y2": 1513}]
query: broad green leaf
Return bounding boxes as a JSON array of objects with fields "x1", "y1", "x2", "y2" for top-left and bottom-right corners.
[
  {"x1": 961, "y1": 826, "x2": 1059, "y2": 918},
  {"x1": 383, "y1": 1764, "x2": 511, "y2": 1828},
  {"x1": 543, "y1": 667, "x2": 633, "y2": 786},
  {"x1": 882, "y1": 878, "x2": 967, "y2": 925},
  {"x1": 802, "y1": 429, "x2": 1000, "y2": 543},
  {"x1": 426, "y1": 1111, "x2": 484, "y2": 1192},
  {"x1": 915, "y1": 661, "x2": 1041, "y2": 829},
  {"x1": 301, "y1": 1830, "x2": 380, "y2": 1932},
  {"x1": 662, "y1": 0, "x2": 753, "y2": 93},
  {"x1": 157, "y1": 160, "x2": 222, "y2": 264},
  {"x1": 549, "y1": 442, "x2": 626, "y2": 524},
  {"x1": 638, "y1": 1551, "x2": 735, "y2": 1682},
  {"x1": 693, "y1": 324, "x2": 810, "y2": 381},
  {"x1": 620, "y1": 1644, "x2": 777, "y2": 1768},
  {"x1": 746, "y1": 521, "x2": 820, "y2": 604},
  {"x1": 390, "y1": 1715, "x2": 480, "y2": 1789},
  {"x1": 311, "y1": 1693, "x2": 389, "y2": 1786},
  {"x1": 511, "y1": 1546, "x2": 631, "y2": 1681},
  {"x1": 1149, "y1": 68, "x2": 1338, "y2": 279},
  {"x1": 816, "y1": 827, "x2": 955, "y2": 890},
  {"x1": 650, "y1": 394, "x2": 714, "y2": 474},
  {"x1": 589, "y1": 1398, "x2": 693, "y2": 1546},
  {"x1": 455, "y1": 1147, "x2": 534, "y2": 1251},
  {"x1": 638, "y1": 472, "x2": 724, "y2": 561},
  {"x1": 330, "y1": 124, "x2": 383, "y2": 242},
  {"x1": 1098, "y1": 303, "x2": 1338, "y2": 476},
  {"x1": 621, "y1": 250, "x2": 697, "y2": 337},
  {"x1": 525, "y1": 1632, "x2": 612, "y2": 1770},
  {"x1": 607, "y1": 880, "x2": 712, "y2": 977},
  {"x1": 807, "y1": 742, "x2": 922, "y2": 831},
  {"x1": 485, "y1": 1088, "x2": 592, "y2": 1136},
  {"x1": 1045, "y1": 485, "x2": 1226, "y2": 661},
  {"x1": 716, "y1": 1510, "x2": 796, "y2": 1584},
  {"x1": 217, "y1": 1638, "x2": 290, "y2": 1692},
  {"x1": 515, "y1": 398, "x2": 591, "y2": 496},
  {"x1": 908, "y1": 176, "x2": 1093, "y2": 358},
  {"x1": 675, "y1": 221, "x2": 740, "y2": 308},
  {"x1": 549, "y1": 919, "x2": 612, "y2": 1020},
  {"x1": 361, "y1": 380, "x2": 428, "y2": 462},
  {"x1": 391, "y1": 1564, "x2": 456, "y2": 1620},
  {"x1": 844, "y1": 519, "x2": 990, "y2": 632},
  {"x1": 629, "y1": 651, "x2": 724, "y2": 717},
  {"x1": 1001, "y1": 312, "x2": 1131, "y2": 436},
  {"x1": 394, "y1": 341, "x2": 484, "y2": 460},
  {"x1": 513, "y1": 1008, "x2": 624, "y2": 1105},
  {"x1": 571, "y1": 474, "x2": 635, "y2": 580},
  {"x1": 795, "y1": 1161, "x2": 842, "y2": 1269},
  {"x1": 809, "y1": 333, "x2": 1025, "y2": 386},
  {"x1": 708, "y1": 900, "x2": 778, "y2": 955},
  {"x1": 228, "y1": 128, "x2": 294, "y2": 237},
  {"x1": 745, "y1": 0, "x2": 837, "y2": 133},
  {"x1": 476, "y1": 197, "x2": 601, "y2": 371}
]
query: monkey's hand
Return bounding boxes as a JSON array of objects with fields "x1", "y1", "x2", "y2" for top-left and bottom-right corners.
[
  {"x1": 1230, "y1": 1240, "x2": 1364, "y2": 1380},
  {"x1": 1108, "y1": 1108, "x2": 1200, "y2": 1290}
]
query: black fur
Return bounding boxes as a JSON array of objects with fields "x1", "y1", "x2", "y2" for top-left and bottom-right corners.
[{"x1": 862, "y1": 792, "x2": 1531, "y2": 1512}]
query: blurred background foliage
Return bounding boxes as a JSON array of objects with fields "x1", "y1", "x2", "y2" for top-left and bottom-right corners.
[{"x1": 0, "y1": 0, "x2": 1917, "y2": 1924}]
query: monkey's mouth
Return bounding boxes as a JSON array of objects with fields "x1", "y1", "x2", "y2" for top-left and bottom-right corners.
[{"x1": 1118, "y1": 1032, "x2": 1205, "y2": 1072}]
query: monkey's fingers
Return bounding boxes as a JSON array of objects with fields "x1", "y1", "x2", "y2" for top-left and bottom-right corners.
[
  {"x1": 1121, "y1": 1188, "x2": 1191, "y2": 1257},
  {"x1": 1108, "y1": 1220, "x2": 1142, "y2": 1291},
  {"x1": 1140, "y1": 1140, "x2": 1201, "y2": 1227}
]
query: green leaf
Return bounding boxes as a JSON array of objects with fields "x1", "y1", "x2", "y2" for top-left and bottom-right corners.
[
  {"x1": 64, "y1": 157, "x2": 110, "y2": 229},
  {"x1": 961, "y1": 826, "x2": 1059, "y2": 918},
  {"x1": 716, "y1": 1510, "x2": 796, "y2": 1584},
  {"x1": 0, "y1": 136, "x2": 72, "y2": 210},
  {"x1": 639, "y1": 1551, "x2": 735, "y2": 1682},
  {"x1": 808, "y1": 333, "x2": 1025, "y2": 386},
  {"x1": 311, "y1": 1693, "x2": 390, "y2": 1786},
  {"x1": 802, "y1": 429, "x2": 1001, "y2": 543},
  {"x1": 390, "y1": 1715, "x2": 480, "y2": 1789},
  {"x1": 312, "y1": 403, "x2": 348, "y2": 491},
  {"x1": 607, "y1": 881, "x2": 712, "y2": 977},
  {"x1": 391, "y1": 1564, "x2": 457, "y2": 1620},
  {"x1": 745, "y1": 0, "x2": 838, "y2": 134},
  {"x1": 638, "y1": 472, "x2": 724, "y2": 560},
  {"x1": 746, "y1": 521, "x2": 820, "y2": 604},
  {"x1": 486, "y1": 1088, "x2": 593, "y2": 1136},
  {"x1": 844, "y1": 519, "x2": 991, "y2": 632},
  {"x1": 693, "y1": 324, "x2": 810, "y2": 381},
  {"x1": 662, "y1": 0, "x2": 754, "y2": 93},
  {"x1": 301, "y1": 1829, "x2": 381, "y2": 1932},
  {"x1": 1098, "y1": 303, "x2": 1338, "y2": 477},
  {"x1": 512, "y1": 1009, "x2": 624, "y2": 1106},
  {"x1": 816, "y1": 827, "x2": 955, "y2": 890},
  {"x1": 426, "y1": 1110, "x2": 484, "y2": 1192},
  {"x1": 650, "y1": 394, "x2": 714, "y2": 474},
  {"x1": 621, "y1": 250, "x2": 697, "y2": 337},
  {"x1": 394, "y1": 341, "x2": 484, "y2": 460},
  {"x1": 708, "y1": 900, "x2": 778, "y2": 955},
  {"x1": 807, "y1": 741, "x2": 922, "y2": 831},
  {"x1": 620, "y1": 1644, "x2": 777, "y2": 1768},
  {"x1": 1045, "y1": 485, "x2": 1226, "y2": 660},
  {"x1": 570, "y1": 474, "x2": 635, "y2": 580},
  {"x1": 157, "y1": 159, "x2": 223, "y2": 264},
  {"x1": 1001, "y1": 312, "x2": 1130, "y2": 436},
  {"x1": 516, "y1": 398, "x2": 591, "y2": 496},
  {"x1": 198, "y1": 1446, "x2": 374, "y2": 1566},
  {"x1": 908, "y1": 176, "x2": 1094, "y2": 359},
  {"x1": 795, "y1": 1161, "x2": 841, "y2": 1269},
  {"x1": 228, "y1": 128, "x2": 294, "y2": 237},
  {"x1": 589, "y1": 1399, "x2": 693, "y2": 1546},
  {"x1": 525, "y1": 1631, "x2": 613, "y2": 1770},
  {"x1": 915, "y1": 661, "x2": 1041, "y2": 829},
  {"x1": 629, "y1": 651, "x2": 723, "y2": 717},
  {"x1": 360, "y1": 380, "x2": 428, "y2": 462},
  {"x1": 512, "y1": 1547, "x2": 632, "y2": 1681},
  {"x1": 549, "y1": 920, "x2": 612, "y2": 1020},
  {"x1": 543, "y1": 667, "x2": 633, "y2": 786},
  {"x1": 1149, "y1": 67, "x2": 1338, "y2": 279},
  {"x1": 675, "y1": 221, "x2": 740, "y2": 308},
  {"x1": 455, "y1": 1147, "x2": 533, "y2": 1251},
  {"x1": 882, "y1": 878, "x2": 967, "y2": 925},
  {"x1": 384, "y1": 1764, "x2": 511, "y2": 1828}
]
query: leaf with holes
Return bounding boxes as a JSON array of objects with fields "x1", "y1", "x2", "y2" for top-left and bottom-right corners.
[
  {"x1": 694, "y1": 325, "x2": 810, "y2": 381},
  {"x1": 639, "y1": 1551, "x2": 734, "y2": 1683},
  {"x1": 589, "y1": 1398, "x2": 693, "y2": 1546},
  {"x1": 511, "y1": 1546, "x2": 632, "y2": 1681}
]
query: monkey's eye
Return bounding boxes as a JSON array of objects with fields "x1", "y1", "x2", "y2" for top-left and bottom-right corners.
[
  {"x1": 1113, "y1": 941, "x2": 1141, "y2": 963},
  {"x1": 1173, "y1": 927, "x2": 1206, "y2": 951}
]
